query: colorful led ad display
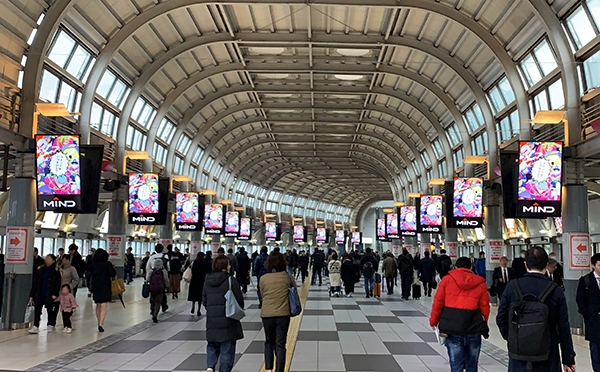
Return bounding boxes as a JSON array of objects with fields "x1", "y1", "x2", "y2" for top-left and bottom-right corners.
[
  {"x1": 400, "y1": 206, "x2": 417, "y2": 236},
  {"x1": 36, "y1": 134, "x2": 82, "y2": 212},
  {"x1": 204, "y1": 204, "x2": 224, "y2": 235},
  {"x1": 128, "y1": 173, "x2": 160, "y2": 224},
  {"x1": 451, "y1": 177, "x2": 483, "y2": 228},
  {"x1": 352, "y1": 231, "x2": 361, "y2": 245},
  {"x1": 335, "y1": 230, "x2": 345, "y2": 244},
  {"x1": 316, "y1": 227, "x2": 327, "y2": 243},
  {"x1": 386, "y1": 213, "x2": 400, "y2": 239},
  {"x1": 265, "y1": 222, "x2": 278, "y2": 241},
  {"x1": 238, "y1": 217, "x2": 252, "y2": 241},
  {"x1": 419, "y1": 195, "x2": 443, "y2": 233},
  {"x1": 293, "y1": 225, "x2": 306, "y2": 243},
  {"x1": 376, "y1": 218, "x2": 387, "y2": 241},
  {"x1": 517, "y1": 141, "x2": 562, "y2": 217},
  {"x1": 175, "y1": 192, "x2": 200, "y2": 231},
  {"x1": 224, "y1": 211, "x2": 240, "y2": 237}
]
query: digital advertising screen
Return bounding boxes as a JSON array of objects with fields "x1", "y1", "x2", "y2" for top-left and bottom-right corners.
[
  {"x1": 265, "y1": 222, "x2": 278, "y2": 241},
  {"x1": 335, "y1": 230, "x2": 345, "y2": 244},
  {"x1": 175, "y1": 192, "x2": 201, "y2": 231},
  {"x1": 517, "y1": 141, "x2": 562, "y2": 217},
  {"x1": 204, "y1": 204, "x2": 224, "y2": 235},
  {"x1": 386, "y1": 213, "x2": 400, "y2": 239},
  {"x1": 36, "y1": 134, "x2": 82, "y2": 212},
  {"x1": 451, "y1": 177, "x2": 483, "y2": 228},
  {"x1": 376, "y1": 218, "x2": 387, "y2": 241},
  {"x1": 316, "y1": 227, "x2": 327, "y2": 243},
  {"x1": 352, "y1": 231, "x2": 362, "y2": 245},
  {"x1": 419, "y1": 195, "x2": 443, "y2": 233},
  {"x1": 224, "y1": 211, "x2": 240, "y2": 237},
  {"x1": 293, "y1": 225, "x2": 306, "y2": 243},
  {"x1": 128, "y1": 173, "x2": 160, "y2": 224},
  {"x1": 238, "y1": 217, "x2": 252, "y2": 241},
  {"x1": 400, "y1": 206, "x2": 417, "y2": 236}
]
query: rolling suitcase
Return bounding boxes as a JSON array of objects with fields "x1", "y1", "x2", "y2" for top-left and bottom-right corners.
[
  {"x1": 373, "y1": 282, "x2": 382, "y2": 298},
  {"x1": 412, "y1": 283, "x2": 421, "y2": 299}
]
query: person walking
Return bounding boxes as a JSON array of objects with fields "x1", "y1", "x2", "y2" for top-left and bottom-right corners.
[
  {"x1": 474, "y1": 251, "x2": 486, "y2": 279},
  {"x1": 28, "y1": 254, "x2": 62, "y2": 334},
  {"x1": 419, "y1": 251, "x2": 436, "y2": 297},
  {"x1": 496, "y1": 247, "x2": 576, "y2": 372},
  {"x1": 68, "y1": 244, "x2": 85, "y2": 296},
  {"x1": 90, "y1": 249, "x2": 116, "y2": 332},
  {"x1": 189, "y1": 252, "x2": 208, "y2": 316},
  {"x1": 236, "y1": 248, "x2": 251, "y2": 294},
  {"x1": 203, "y1": 256, "x2": 244, "y2": 372},
  {"x1": 259, "y1": 252, "x2": 296, "y2": 372},
  {"x1": 141, "y1": 251, "x2": 150, "y2": 278},
  {"x1": 511, "y1": 250, "x2": 528, "y2": 279},
  {"x1": 381, "y1": 252, "x2": 398, "y2": 295},
  {"x1": 286, "y1": 248, "x2": 298, "y2": 276},
  {"x1": 147, "y1": 257, "x2": 169, "y2": 323},
  {"x1": 491, "y1": 257, "x2": 515, "y2": 299},
  {"x1": 56, "y1": 284, "x2": 77, "y2": 333},
  {"x1": 576, "y1": 253, "x2": 600, "y2": 372},
  {"x1": 360, "y1": 248, "x2": 378, "y2": 298},
  {"x1": 85, "y1": 248, "x2": 95, "y2": 297},
  {"x1": 254, "y1": 246, "x2": 270, "y2": 308},
  {"x1": 298, "y1": 250, "x2": 309, "y2": 283},
  {"x1": 146, "y1": 244, "x2": 169, "y2": 313},
  {"x1": 436, "y1": 249, "x2": 453, "y2": 279},
  {"x1": 398, "y1": 249, "x2": 414, "y2": 300},
  {"x1": 124, "y1": 247, "x2": 135, "y2": 285},
  {"x1": 226, "y1": 248, "x2": 239, "y2": 273},
  {"x1": 328, "y1": 252, "x2": 342, "y2": 297},
  {"x1": 430, "y1": 257, "x2": 490, "y2": 372},
  {"x1": 546, "y1": 258, "x2": 564, "y2": 289},
  {"x1": 169, "y1": 249, "x2": 183, "y2": 300},
  {"x1": 59, "y1": 255, "x2": 80, "y2": 298},
  {"x1": 310, "y1": 248, "x2": 324, "y2": 286}
]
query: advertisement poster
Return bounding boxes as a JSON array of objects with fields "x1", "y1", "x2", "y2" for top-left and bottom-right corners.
[
  {"x1": 204, "y1": 204, "x2": 224, "y2": 235},
  {"x1": 400, "y1": 206, "x2": 417, "y2": 236},
  {"x1": 107, "y1": 235, "x2": 123, "y2": 257},
  {"x1": 36, "y1": 134, "x2": 81, "y2": 212},
  {"x1": 392, "y1": 245, "x2": 401, "y2": 256},
  {"x1": 376, "y1": 218, "x2": 387, "y2": 241},
  {"x1": 293, "y1": 225, "x2": 305, "y2": 243},
  {"x1": 386, "y1": 213, "x2": 400, "y2": 239},
  {"x1": 335, "y1": 230, "x2": 345, "y2": 244},
  {"x1": 128, "y1": 173, "x2": 160, "y2": 224},
  {"x1": 190, "y1": 241, "x2": 201, "y2": 255},
  {"x1": 419, "y1": 195, "x2": 443, "y2": 233},
  {"x1": 265, "y1": 222, "x2": 278, "y2": 241},
  {"x1": 446, "y1": 241, "x2": 458, "y2": 259},
  {"x1": 451, "y1": 177, "x2": 484, "y2": 228},
  {"x1": 568, "y1": 233, "x2": 590, "y2": 269},
  {"x1": 316, "y1": 228, "x2": 327, "y2": 243},
  {"x1": 352, "y1": 232, "x2": 361, "y2": 245},
  {"x1": 5, "y1": 227, "x2": 29, "y2": 263},
  {"x1": 224, "y1": 211, "x2": 240, "y2": 237},
  {"x1": 488, "y1": 240, "x2": 503, "y2": 262},
  {"x1": 175, "y1": 192, "x2": 200, "y2": 231},
  {"x1": 238, "y1": 218, "x2": 252, "y2": 241},
  {"x1": 211, "y1": 242, "x2": 220, "y2": 255}
]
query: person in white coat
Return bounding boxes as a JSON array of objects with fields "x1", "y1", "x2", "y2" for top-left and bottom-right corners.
[{"x1": 328, "y1": 252, "x2": 342, "y2": 297}]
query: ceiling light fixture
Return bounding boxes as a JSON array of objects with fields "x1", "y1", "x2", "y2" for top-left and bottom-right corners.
[
  {"x1": 393, "y1": 202, "x2": 405, "y2": 207},
  {"x1": 221, "y1": 199, "x2": 233, "y2": 205},
  {"x1": 258, "y1": 73, "x2": 290, "y2": 79},
  {"x1": 263, "y1": 93, "x2": 293, "y2": 98},
  {"x1": 172, "y1": 175, "x2": 191, "y2": 182},
  {"x1": 464, "y1": 156, "x2": 488, "y2": 165},
  {"x1": 334, "y1": 74, "x2": 364, "y2": 81},
  {"x1": 382, "y1": 208, "x2": 394, "y2": 213},
  {"x1": 335, "y1": 48, "x2": 370, "y2": 57},
  {"x1": 429, "y1": 178, "x2": 447, "y2": 186},
  {"x1": 408, "y1": 193, "x2": 421, "y2": 198},
  {"x1": 201, "y1": 190, "x2": 217, "y2": 195},
  {"x1": 249, "y1": 46, "x2": 285, "y2": 55}
]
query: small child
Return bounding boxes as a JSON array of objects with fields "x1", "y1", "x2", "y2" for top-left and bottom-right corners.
[{"x1": 57, "y1": 284, "x2": 77, "y2": 333}]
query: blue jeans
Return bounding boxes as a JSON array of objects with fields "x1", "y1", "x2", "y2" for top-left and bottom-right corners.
[
  {"x1": 207, "y1": 340, "x2": 236, "y2": 372},
  {"x1": 592, "y1": 342, "x2": 600, "y2": 372},
  {"x1": 446, "y1": 334, "x2": 481, "y2": 372},
  {"x1": 124, "y1": 267, "x2": 133, "y2": 283},
  {"x1": 364, "y1": 276, "x2": 374, "y2": 296}
]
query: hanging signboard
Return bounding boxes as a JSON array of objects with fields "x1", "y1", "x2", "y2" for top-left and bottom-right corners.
[
  {"x1": 488, "y1": 240, "x2": 504, "y2": 262},
  {"x1": 107, "y1": 235, "x2": 123, "y2": 257},
  {"x1": 446, "y1": 241, "x2": 458, "y2": 259}
]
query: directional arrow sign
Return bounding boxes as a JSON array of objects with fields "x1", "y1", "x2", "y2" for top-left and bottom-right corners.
[
  {"x1": 9, "y1": 237, "x2": 21, "y2": 246},
  {"x1": 570, "y1": 234, "x2": 590, "y2": 269},
  {"x1": 576, "y1": 244, "x2": 587, "y2": 253},
  {"x1": 6, "y1": 227, "x2": 29, "y2": 263}
]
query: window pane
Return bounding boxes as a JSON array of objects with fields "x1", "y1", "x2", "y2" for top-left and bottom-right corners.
[
  {"x1": 97, "y1": 71, "x2": 116, "y2": 98},
  {"x1": 588, "y1": 0, "x2": 600, "y2": 30},
  {"x1": 566, "y1": 6, "x2": 596, "y2": 49},
  {"x1": 548, "y1": 79, "x2": 565, "y2": 109},
  {"x1": 57, "y1": 82, "x2": 76, "y2": 110},
  {"x1": 488, "y1": 87, "x2": 504, "y2": 113},
  {"x1": 533, "y1": 91, "x2": 549, "y2": 113},
  {"x1": 584, "y1": 50, "x2": 600, "y2": 89},
  {"x1": 65, "y1": 45, "x2": 90, "y2": 79},
  {"x1": 90, "y1": 103, "x2": 102, "y2": 130},
  {"x1": 101, "y1": 111, "x2": 116, "y2": 136},
  {"x1": 107, "y1": 79, "x2": 127, "y2": 106},
  {"x1": 39, "y1": 70, "x2": 59, "y2": 102},
  {"x1": 534, "y1": 41, "x2": 558, "y2": 76},
  {"x1": 510, "y1": 110, "x2": 520, "y2": 135},
  {"x1": 498, "y1": 77, "x2": 515, "y2": 104},
  {"x1": 48, "y1": 31, "x2": 75, "y2": 67},
  {"x1": 520, "y1": 55, "x2": 542, "y2": 87}
]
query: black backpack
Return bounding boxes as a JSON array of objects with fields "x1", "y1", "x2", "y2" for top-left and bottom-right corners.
[
  {"x1": 507, "y1": 280, "x2": 556, "y2": 364},
  {"x1": 363, "y1": 261, "x2": 374, "y2": 278}
]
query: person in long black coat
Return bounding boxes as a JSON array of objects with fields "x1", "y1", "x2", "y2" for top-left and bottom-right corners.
[
  {"x1": 419, "y1": 251, "x2": 436, "y2": 297},
  {"x1": 236, "y1": 249, "x2": 251, "y2": 294},
  {"x1": 90, "y1": 249, "x2": 116, "y2": 332},
  {"x1": 576, "y1": 253, "x2": 600, "y2": 372},
  {"x1": 28, "y1": 254, "x2": 62, "y2": 333},
  {"x1": 341, "y1": 256, "x2": 359, "y2": 296},
  {"x1": 188, "y1": 252, "x2": 208, "y2": 316}
]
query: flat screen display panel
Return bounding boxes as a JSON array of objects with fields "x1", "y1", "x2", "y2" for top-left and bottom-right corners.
[
  {"x1": 36, "y1": 134, "x2": 82, "y2": 212},
  {"x1": 335, "y1": 230, "x2": 345, "y2": 244},
  {"x1": 517, "y1": 141, "x2": 562, "y2": 217},
  {"x1": 316, "y1": 227, "x2": 327, "y2": 243},
  {"x1": 293, "y1": 225, "x2": 305, "y2": 243},
  {"x1": 204, "y1": 204, "x2": 224, "y2": 235},
  {"x1": 419, "y1": 195, "x2": 443, "y2": 233},
  {"x1": 376, "y1": 218, "x2": 387, "y2": 241},
  {"x1": 238, "y1": 217, "x2": 252, "y2": 240},
  {"x1": 352, "y1": 232, "x2": 361, "y2": 245},
  {"x1": 224, "y1": 211, "x2": 240, "y2": 237},
  {"x1": 265, "y1": 222, "x2": 278, "y2": 241},
  {"x1": 175, "y1": 192, "x2": 201, "y2": 231},
  {"x1": 386, "y1": 213, "x2": 400, "y2": 239},
  {"x1": 451, "y1": 177, "x2": 484, "y2": 228},
  {"x1": 400, "y1": 206, "x2": 417, "y2": 236},
  {"x1": 128, "y1": 173, "x2": 160, "y2": 224}
]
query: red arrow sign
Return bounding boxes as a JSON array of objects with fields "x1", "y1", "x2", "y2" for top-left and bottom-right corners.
[
  {"x1": 576, "y1": 244, "x2": 587, "y2": 253},
  {"x1": 9, "y1": 237, "x2": 20, "y2": 246}
]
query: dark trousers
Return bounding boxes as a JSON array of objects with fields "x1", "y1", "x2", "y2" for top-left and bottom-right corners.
[
  {"x1": 422, "y1": 279, "x2": 433, "y2": 296},
  {"x1": 300, "y1": 268, "x2": 308, "y2": 283},
  {"x1": 161, "y1": 290, "x2": 168, "y2": 311},
  {"x1": 385, "y1": 277, "x2": 394, "y2": 294},
  {"x1": 591, "y1": 341, "x2": 600, "y2": 372},
  {"x1": 124, "y1": 267, "x2": 133, "y2": 283},
  {"x1": 62, "y1": 311, "x2": 73, "y2": 328},
  {"x1": 236, "y1": 272, "x2": 247, "y2": 293},
  {"x1": 85, "y1": 271, "x2": 93, "y2": 292},
  {"x1": 344, "y1": 281, "x2": 355, "y2": 295},
  {"x1": 207, "y1": 340, "x2": 236, "y2": 372},
  {"x1": 150, "y1": 291, "x2": 164, "y2": 318},
  {"x1": 33, "y1": 298, "x2": 59, "y2": 328},
  {"x1": 400, "y1": 274, "x2": 412, "y2": 299},
  {"x1": 262, "y1": 316, "x2": 291, "y2": 372},
  {"x1": 312, "y1": 267, "x2": 322, "y2": 285}
]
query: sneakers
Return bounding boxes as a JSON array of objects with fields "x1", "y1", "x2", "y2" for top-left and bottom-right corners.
[
  {"x1": 207, "y1": 368, "x2": 214, "y2": 372},
  {"x1": 62, "y1": 327, "x2": 67, "y2": 333},
  {"x1": 47, "y1": 325, "x2": 54, "y2": 333},
  {"x1": 28, "y1": 326, "x2": 39, "y2": 334},
  {"x1": 65, "y1": 328, "x2": 72, "y2": 334}
]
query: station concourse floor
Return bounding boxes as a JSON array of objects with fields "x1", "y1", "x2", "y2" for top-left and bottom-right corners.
[{"x1": 0, "y1": 278, "x2": 593, "y2": 372}]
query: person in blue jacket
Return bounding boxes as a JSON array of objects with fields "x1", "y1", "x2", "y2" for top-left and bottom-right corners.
[{"x1": 474, "y1": 251, "x2": 486, "y2": 279}]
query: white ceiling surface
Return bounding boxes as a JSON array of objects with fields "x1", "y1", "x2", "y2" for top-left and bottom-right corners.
[{"x1": 0, "y1": 0, "x2": 576, "y2": 211}]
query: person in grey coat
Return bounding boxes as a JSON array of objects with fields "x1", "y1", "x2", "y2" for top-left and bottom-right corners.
[
  {"x1": 147, "y1": 258, "x2": 169, "y2": 323},
  {"x1": 60, "y1": 255, "x2": 80, "y2": 295},
  {"x1": 203, "y1": 256, "x2": 244, "y2": 372}
]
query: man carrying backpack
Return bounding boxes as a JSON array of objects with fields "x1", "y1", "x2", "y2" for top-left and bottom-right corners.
[
  {"x1": 146, "y1": 244, "x2": 170, "y2": 313},
  {"x1": 576, "y1": 253, "x2": 600, "y2": 372},
  {"x1": 398, "y1": 249, "x2": 414, "y2": 300},
  {"x1": 436, "y1": 249, "x2": 453, "y2": 278},
  {"x1": 147, "y1": 258, "x2": 169, "y2": 323},
  {"x1": 496, "y1": 247, "x2": 576, "y2": 372},
  {"x1": 360, "y1": 248, "x2": 378, "y2": 298}
]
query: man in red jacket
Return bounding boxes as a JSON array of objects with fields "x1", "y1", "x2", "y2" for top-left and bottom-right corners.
[{"x1": 430, "y1": 257, "x2": 490, "y2": 372}]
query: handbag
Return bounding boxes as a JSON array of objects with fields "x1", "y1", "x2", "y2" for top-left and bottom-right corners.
[
  {"x1": 182, "y1": 265, "x2": 193, "y2": 283},
  {"x1": 24, "y1": 303, "x2": 35, "y2": 323},
  {"x1": 142, "y1": 282, "x2": 150, "y2": 298},
  {"x1": 225, "y1": 276, "x2": 245, "y2": 320},
  {"x1": 287, "y1": 273, "x2": 302, "y2": 317},
  {"x1": 111, "y1": 278, "x2": 126, "y2": 296}
]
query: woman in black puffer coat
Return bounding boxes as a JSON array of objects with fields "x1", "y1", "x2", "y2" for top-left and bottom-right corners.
[
  {"x1": 28, "y1": 254, "x2": 62, "y2": 334},
  {"x1": 203, "y1": 255, "x2": 244, "y2": 372}
]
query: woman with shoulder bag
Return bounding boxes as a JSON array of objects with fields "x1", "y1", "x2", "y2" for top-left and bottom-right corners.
[
  {"x1": 259, "y1": 252, "x2": 296, "y2": 372},
  {"x1": 90, "y1": 249, "x2": 116, "y2": 332}
]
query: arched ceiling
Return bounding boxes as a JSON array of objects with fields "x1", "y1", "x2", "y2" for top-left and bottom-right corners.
[{"x1": 7, "y1": 0, "x2": 583, "y2": 221}]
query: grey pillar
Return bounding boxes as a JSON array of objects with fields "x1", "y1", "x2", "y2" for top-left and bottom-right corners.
[
  {"x1": 421, "y1": 233, "x2": 431, "y2": 257},
  {"x1": 391, "y1": 239, "x2": 402, "y2": 256},
  {"x1": 224, "y1": 237, "x2": 235, "y2": 253},
  {"x1": 108, "y1": 198, "x2": 126, "y2": 279},
  {"x1": 404, "y1": 237, "x2": 417, "y2": 256},
  {"x1": 211, "y1": 234, "x2": 221, "y2": 255},
  {"x1": 2, "y1": 178, "x2": 36, "y2": 329},
  {"x1": 445, "y1": 228, "x2": 459, "y2": 260},
  {"x1": 562, "y1": 184, "x2": 589, "y2": 332}
]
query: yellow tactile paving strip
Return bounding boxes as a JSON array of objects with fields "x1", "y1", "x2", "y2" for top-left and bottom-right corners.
[{"x1": 258, "y1": 277, "x2": 311, "y2": 372}]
